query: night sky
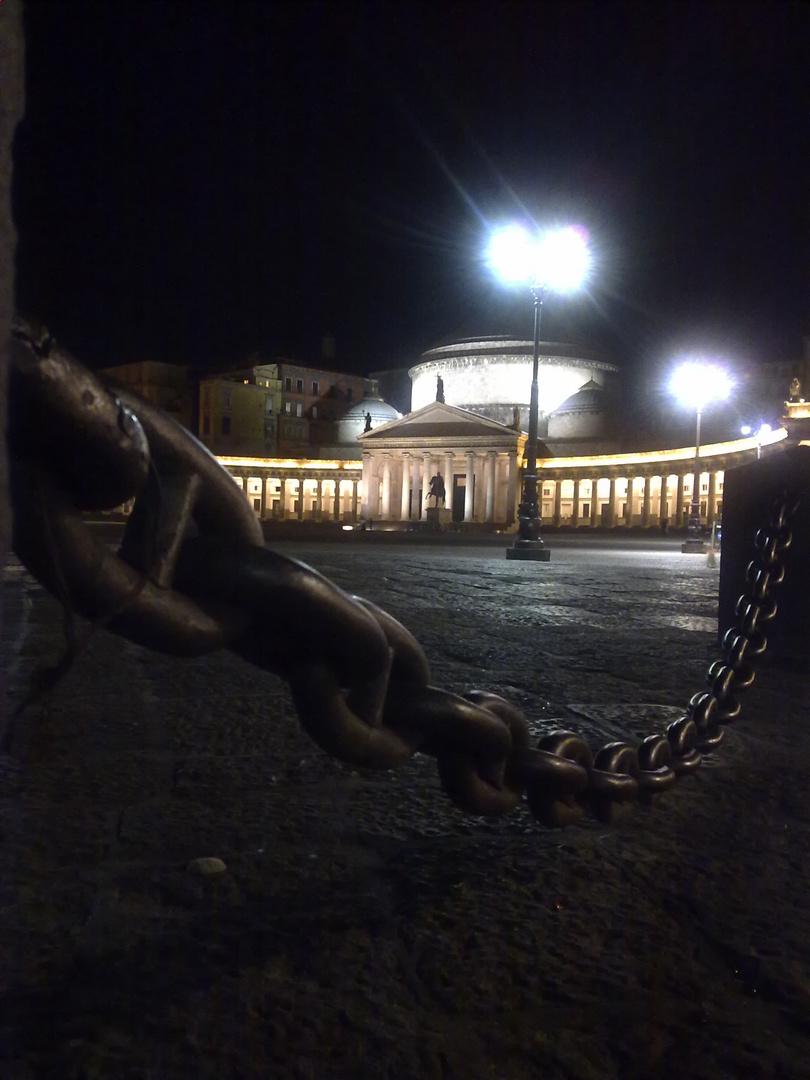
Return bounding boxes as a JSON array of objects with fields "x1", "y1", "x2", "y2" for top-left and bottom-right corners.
[{"x1": 13, "y1": 0, "x2": 810, "y2": 412}]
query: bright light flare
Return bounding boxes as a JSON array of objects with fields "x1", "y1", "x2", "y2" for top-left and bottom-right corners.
[
  {"x1": 487, "y1": 224, "x2": 590, "y2": 291},
  {"x1": 669, "y1": 362, "x2": 733, "y2": 411},
  {"x1": 741, "y1": 422, "x2": 772, "y2": 438}
]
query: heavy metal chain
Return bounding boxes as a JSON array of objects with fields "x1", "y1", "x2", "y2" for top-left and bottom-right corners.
[{"x1": 6, "y1": 320, "x2": 800, "y2": 827}]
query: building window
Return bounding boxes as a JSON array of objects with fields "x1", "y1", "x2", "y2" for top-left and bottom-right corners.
[
  {"x1": 221, "y1": 416, "x2": 231, "y2": 435},
  {"x1": 284, "y1": 377, "x2": 292, "y2": 391},
  {"x1": 296, "y1": 378, "x2": 303, "y2": 392},
  {"x1": 311, "y1": 405, "x2": 318, "y2": 419},
  {"x1": 284, "y1": 401, "x2": 292, "y2": 414},
  {"x1": 312, "y1": 380, "x2": 319, "y2": 395},
  {"x1": 582, "y1": 502, "x2": 590, "y2": 518},
  {"x1": 295, "y1": 402, "x2": 303, "y2": 417},
  {"x1": 202, "y1": 414, "x2": 210, "y2": 435},
  {"x1": 202, "y1": 387, "x2": 211, "y2": 408},
  {"x1": 222, "y1": 390, "x2": 231, "y2": 409}
]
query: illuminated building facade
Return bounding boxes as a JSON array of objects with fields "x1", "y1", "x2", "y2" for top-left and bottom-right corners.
[{"x1": 102, "y1": 337, "x2": 799, "y2": 531}]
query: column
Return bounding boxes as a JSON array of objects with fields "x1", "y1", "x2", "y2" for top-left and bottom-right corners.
[
  {"x1": 260, "y1": 472, "x2": 267, "y2": 519},
  {"x1": 464, "y1": 452, "x2": 475, "y2": 522},
  {"x1": 381, "y1": 454, "x2": 392, "y2": 519},
  {"x1": 443, "y1": 452, "x2": 453, "y2": 510},
  {"x1": 333, "y1": 479, "x2": 340, "y2": 520},
  {"x1": 411, "y1": 455, "x2": 420, "y2": 520},
  {"x1": 315, "y1": 478, "x2": 324, "y2": 520},
  {"x1": 421, "y1": 452, "x2": 432, "y2": 519},
  {"x1": 279, "y1": 478, "x2": 287, "y2": 520},
  {"x1": 361, "y1": 456, "x2": 374, "y2": 521},
  {"x1": 659, "y1": 475, "x2": 669, "y2": 527},
  {"x1": 590, "y1": 478, "x2": 600, "y2": 527},
  {"x1": 608, "y1": 477, "x2": 617, "y2": 528},
  {"x1": 572, "y1": 478, "x2": 580, "y2": 527},
  {"x1": 676, "y1": 473, "x2": 685, "y2": 527},
  {"x1": 506, "y1": 452, "x2": 518, "y2": 524},
  {"x1": 399, "y1": 453, "x2": 410, "y2": 520},
  {"x1": 642, "y1": 476, "x2": 652, "y2": 528},
  {"x1": 553, "y1": 479, "x2": 562, "y2": 527},
  {"x1": 708, "y1": 470, "x2": 717, "y2": 525},
  {"x1": 485, "y1": 452, "x2": 496, "y2": 522},
  {"x1": 351, "y1": 480, "x2": 359, "y2": 521},
  {"x1": 625, "y1": 476, "x2": 633, "y2": 528}
]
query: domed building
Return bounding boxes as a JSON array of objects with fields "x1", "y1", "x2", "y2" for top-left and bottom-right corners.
[
  {"x1": 336, "y1": 382, "x2": 401, "y2": 447},
  {"x1": 409, "y1": 336, "x2": 620, "y2": 440},
  {"x1": 545, "y1": 378, "x2": 618, "y2": 455}
]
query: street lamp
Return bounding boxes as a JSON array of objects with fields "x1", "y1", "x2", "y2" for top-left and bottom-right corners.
[
  {"x1": 740, "y1": 422, "x2": 772, "y2": 460},
  {"x1": 488, "y1": 223, "x2": 590, "y2": 561},
  {"x1": 669, "y1": 361, "x2": 733, "y2": 553}
]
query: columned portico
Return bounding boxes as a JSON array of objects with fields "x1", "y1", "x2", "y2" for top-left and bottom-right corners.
[{"x1": 356, "y1": 400, "x2": 525, "y2": 528}]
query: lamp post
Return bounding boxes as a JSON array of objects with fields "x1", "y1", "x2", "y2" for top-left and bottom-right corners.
[
  {"x1": 487, "y1": 224, "x2": 590, "y2": 561},
  {"x1": 669, "y1": 361, "x2": 732, "y2": 554},
  {"x1": 741, "y1": 423, "x2": 772, "y2": 460}
]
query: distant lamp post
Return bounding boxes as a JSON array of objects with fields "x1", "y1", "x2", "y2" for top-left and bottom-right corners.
[
  {"x1": 669, "y1": 361, "x2": 733, "y2": 553},
  {"x1": 740, "y1": 422, "x2": 772, "y2": 460},
  {"x1": 488, "y1": 223, "x2": 590, "y2": 561}
]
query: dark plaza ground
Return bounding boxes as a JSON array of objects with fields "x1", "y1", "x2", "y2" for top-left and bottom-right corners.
[{"x1": 1, "y1": 535, "x2": 808, "y2": 1079}]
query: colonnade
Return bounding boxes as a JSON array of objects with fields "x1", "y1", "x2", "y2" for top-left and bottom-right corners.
[
  {"x1": 537, "y1": 468, "x2": 724, "y2": 528},
  {"x1": 223, "y1": 458, "x2": 729, "y2": 530},
  {"x1": 228, "y1": 467, "x2": 361, "y2": 521}
]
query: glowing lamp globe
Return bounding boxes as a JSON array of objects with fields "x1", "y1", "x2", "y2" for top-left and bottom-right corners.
[
  {"x1": 669, "y1": 362, "x2": 733, "y2": 411},
  {"x1": 487, "y1": 224, "x2": 590, "y2": 292}
]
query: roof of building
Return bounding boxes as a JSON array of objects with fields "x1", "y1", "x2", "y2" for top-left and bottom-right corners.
[
  {"x1": 358, "y1": 400, "x2": 523, "y2": 447},
  {"x1": 550, "y1": 379, "x2": 610, "y2": 414}
]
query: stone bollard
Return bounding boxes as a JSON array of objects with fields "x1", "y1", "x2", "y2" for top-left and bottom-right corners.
[{"x1": 718, "y1": 445, "x2": 810, "y2": 663}]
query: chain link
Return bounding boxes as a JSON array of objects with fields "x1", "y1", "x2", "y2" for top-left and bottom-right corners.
[{"x1": 6, "y1": 322, "x2": 801, "y2": 827}]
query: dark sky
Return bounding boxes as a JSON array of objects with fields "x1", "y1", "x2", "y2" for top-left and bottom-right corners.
[{"x1": 13, "y1": 0, "x2": 810, "y2": 403}]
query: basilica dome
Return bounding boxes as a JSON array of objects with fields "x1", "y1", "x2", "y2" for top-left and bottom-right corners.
[
  {"x1": 547, "y1": 379, "x2": 613, "y2": 440},
  {"x1": 337, "y1": 387, "x2": 401, "y2": 444},
  {"x1": 409, "y1": 336, "x2": 619, "y2": 430}
]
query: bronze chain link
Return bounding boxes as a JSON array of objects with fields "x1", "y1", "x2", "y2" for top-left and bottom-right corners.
[{"x1": 6, "y1": 321, "x2": 800, "y2": 827}]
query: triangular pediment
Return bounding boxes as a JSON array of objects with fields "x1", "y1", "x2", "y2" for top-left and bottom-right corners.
[{"x1": 358, "y1": 400, "x2": 518, "y2": 441}]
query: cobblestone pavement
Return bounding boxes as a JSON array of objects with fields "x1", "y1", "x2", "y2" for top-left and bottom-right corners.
[{"x1": 1, "y1": 540, "x2": 808, "y2": 1079}]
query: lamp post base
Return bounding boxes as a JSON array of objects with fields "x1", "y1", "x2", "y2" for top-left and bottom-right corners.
[
  {"x1": 506, "y1": 539, "x2": 551, "y2": 561},
  {"x1": 680, "y1": 539, "x2": 706, "y2": 554}
]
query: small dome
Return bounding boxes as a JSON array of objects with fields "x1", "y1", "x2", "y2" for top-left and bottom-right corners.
[
  {"x1": 549, "y1": 379, "x2": 607, "y2": 415},
  {"x1": 337, "y1": 391, "x2": 401, "y2": 443}
]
